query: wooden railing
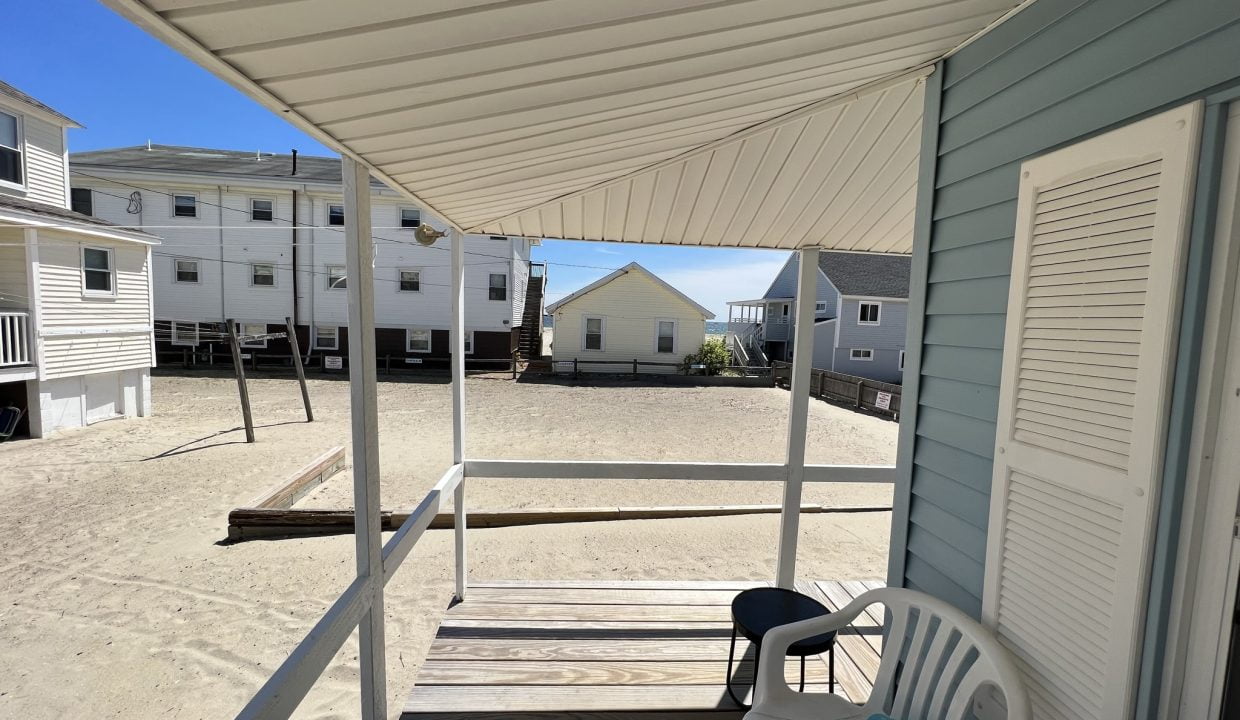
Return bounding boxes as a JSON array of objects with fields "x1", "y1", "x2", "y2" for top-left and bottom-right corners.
[
  {"x1": 773, "y1": 361, "x2": 902, "y2": 418},
  {"x1": 0, "y1": 311, "x2": 31, "y2": 367}
]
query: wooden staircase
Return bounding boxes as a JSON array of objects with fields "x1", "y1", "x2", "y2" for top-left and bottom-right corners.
[{"x1": 516, "y1": 263, "x2": 546, "y2": 360}]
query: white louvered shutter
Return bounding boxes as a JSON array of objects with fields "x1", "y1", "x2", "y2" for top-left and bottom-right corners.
[{"x1": 984, "y1": 102, "x2": 1202, "y2": 720}]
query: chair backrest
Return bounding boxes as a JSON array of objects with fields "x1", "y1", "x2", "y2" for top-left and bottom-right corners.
[
  {"x1": 858, "y1": 588, "x2": 1029, "y2": 720},
  {"x1": 0, "y1": 405, "x2": 24, "y2": 439}
]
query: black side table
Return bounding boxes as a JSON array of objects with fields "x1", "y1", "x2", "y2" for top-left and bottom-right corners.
[{"x1": 726, "y1": 587, "x2": 836, "y2": 708}]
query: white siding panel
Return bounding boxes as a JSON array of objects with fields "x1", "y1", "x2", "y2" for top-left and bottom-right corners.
[
  {"x1": 0, "y1": 230, "x2": 28, "y2": 309},
  {"x1": 22, "y1": 114, "x2": 67, "y2": 207},
  {"x1": 41, "y1": 334, "x2": 152, "y2": 380}
]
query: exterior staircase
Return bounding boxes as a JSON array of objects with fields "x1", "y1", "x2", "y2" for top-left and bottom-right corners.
[{"x1": 517, "y1": 263, "x2": 546, "y2": 360}]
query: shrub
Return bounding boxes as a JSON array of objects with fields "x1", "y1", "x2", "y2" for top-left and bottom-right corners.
[{"x1": 683, "y1": 338, "x2": 730, "y2": 375}]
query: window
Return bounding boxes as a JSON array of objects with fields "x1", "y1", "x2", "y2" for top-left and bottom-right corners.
[
  {"x1": 326, "y1": 265, "x2": 347, "y2": 290},
  {"x1": 240, "y1": 322, "x2": 268, "y2": 348},
  {"x1": 899, "y1": 350, "x2": 906, "y2": 371},
  {"x1": 251, "y1": 263, "x2": 276, "y2": 287},
  {"x1": 583, "y1": 316, "x2": 604, "y2": 351},
  {"x1": 400, "y1": 208, "x2": 421, "y2": 229},
  {"x1": 655, "y1": 319, "x2": 676, "y2": 354},
  {"x1": 850, "y1": 348, "x2": 874, "y2": 361},
  {"x1": 171, "y1": 321, "x2": 198, "y2": 346},
  {"x1": 173, "y1": 194, "x2": 198, "y2": 218},
  {"x1": 250, "y1": 198, "x2": 274, "y2": 222},
  {"x1": 71, "y1": 188, "x2": 93, "y2": 216},
  {"x1": 313, "y1": 325, "x2": 338, "y2": 350},
  {"x1": 858, "y1": 301, "x2": 881, "y2": 325},
  {"x1": 407, "y1": 328, "x2": 432, "y2": 353},
  {"x1": 82, "y1": 246, "x2": 114, "y2": 295},
  {"x1": 463, "y1": 331, "x2": 474, "y2": 355},
  {"x1": 815, "y1": 301, "x2": 827, "y2": 314},
  {"x1": 328, "y1": 204, "x2": 344, "y2": 226},
  {"x1": 489, "y1": 273, "x2": 507, "y2": 301},
  {"x1": 174, "y1": 258, "x2": 199, "y2": 283},
  {"x1": 398, "y1": 269, "x2": 421, "y2": 292},
  {"x1": 0, "y1": 110, "x2": 21, "y2": 186}
]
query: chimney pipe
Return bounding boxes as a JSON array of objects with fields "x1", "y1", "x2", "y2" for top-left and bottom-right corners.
[{"x1": 291, "y1": 149, "x2": 298, "y2": 176}]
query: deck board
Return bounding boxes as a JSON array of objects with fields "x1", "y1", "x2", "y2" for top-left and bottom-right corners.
[{"x1": 402, "y1": 579, "x2": 883, "y2": 719}]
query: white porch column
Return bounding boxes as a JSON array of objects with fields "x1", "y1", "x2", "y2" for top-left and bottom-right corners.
[
  {"x1": 342, "y1": 156, "x2": 386, "y2": 720},
  {"x1": 450, "y1": 228, "x2": 468, "y2": 600},
  {"x1": 776, "y1": 247, "x2": 818, "y2": 588}
]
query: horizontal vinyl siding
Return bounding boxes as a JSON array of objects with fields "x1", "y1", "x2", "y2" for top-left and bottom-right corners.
[
  {"x1": 21, "y1": 114, "x2": 67, "y2": 207},
  {"x1": 0, "y1": 230, "x2": 27, "y2": 308},
  {"x1": 41, "y1": 334, "x2": 152, "y2": 379},
  {"x1": 903, "y1": 0, "x2": 1240, "y2": 615}
]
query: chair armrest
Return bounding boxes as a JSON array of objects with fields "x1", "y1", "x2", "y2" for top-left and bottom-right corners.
[{"x1": 751, "y1": 595, "x2": 871, "y2": 713}]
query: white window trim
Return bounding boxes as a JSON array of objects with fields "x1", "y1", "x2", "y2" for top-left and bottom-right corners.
[
  {"x1": 857, "y1": 301, "x2": 882, "y2": 325},
  {"x1": 464, "y1": 330, "x2": 475, "y2": 355},
  {"x1": 312, "y1": 325, "x2": 339, "y2": 351},
  {"x1": 488, "y1": 271, "x2": 508, "y2": 302},
  {"x1": 654, "y1": 318, "x2": 678, "y2": 355},
  {"x1": 582, "y1": 315, "x2": 606, "y2": 352},
  {"x1": 249, "y1": 196, "x2": 275, "y2": 223},
  {"x1": 850, "y1": 348, "x2": 874, "y2": 361},
  {"x1": 170, "y1": 320, "x2": 198, "y2": 347},
  {"x1": 399, "y1": 207, "x2": 421, "y2": 230},
  {"x1": 170, "y1": 191, "x2": 199, "y2": 219},
  {"x1": 899, "y1": 350, "x2": 906, "y2": 371},
  {"x1": 406, "y1": 328, "x2": 433, "y2": 353},
  {"x1": 239, "y1": 322, "x2": 268, "y2": 348},
  {"x1": 173, "y1": 257, "x2": 200, "y2": 284},
  {"x1": 326, "y1": 264, "x2": 347, "y2": 291},
  {"x1": 815, "y1": 301, "x2": 828, "y2": 313},
  {"x1": 397, "y1": 267, "x2": 422, "y2": 293},
  {"x1": 81, "y1": 245, "x2": 116, "y2": 298},
  {"x1": 250, "y1": 261, "x2": 278, "y2": 288},
  {"x1": 0, "y1": 109, "x2": 25, "y2": 193},
  {"x1": 327, "y1": 203, "x2": 345, "y2": 226}
]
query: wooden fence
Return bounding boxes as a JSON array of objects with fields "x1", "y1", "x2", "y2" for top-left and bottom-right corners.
[{"x1": 772, "y1": 361, "x2": 902, "y2": 419}]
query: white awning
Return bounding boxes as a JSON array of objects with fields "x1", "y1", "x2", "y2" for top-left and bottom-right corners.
[{"x1": 107, "y1": 0, "x2": 1025, "y2": 252}]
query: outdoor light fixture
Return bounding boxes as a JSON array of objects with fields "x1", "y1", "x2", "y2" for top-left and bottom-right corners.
[{"x1": 414, "y1": 224, "x2": 448, "y2": 246}]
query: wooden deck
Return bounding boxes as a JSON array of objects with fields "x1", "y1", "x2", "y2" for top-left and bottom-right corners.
[{"x1": 402, "y1": 579, "x2": 884, "y2": 719}]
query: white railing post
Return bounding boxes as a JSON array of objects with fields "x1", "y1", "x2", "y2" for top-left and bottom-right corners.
[
  {"x1": 0, "y1": 312, "x2": 31, "y2": 367},
  {"x1": 776, "y1": 247, "x2": 818, "y2": 588},
  {"x1": 342, "y1": 156, "x2": 386, "y2": 720},
  {"x1": 450, "y1": 228, "x2": 468, "y2": 601}
]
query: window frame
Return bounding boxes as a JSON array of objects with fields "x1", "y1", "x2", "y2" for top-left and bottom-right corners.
[
  {"x1": 406, "y1": 327, "x2": 432, "y2": 354},
  {"x1": 70, "y1": 187, "x2": 93, "y2": 216},
  {"x1": 250, "y1": 262, "x2": 277, "y2": 288},
  {"x1": 239, "y1": 321, "x2": 268, "y2": 348},
  {"x1": 0, "y1": 109, "x2": 24, "y2": 191},
  {"x1": 397, "y1": 268, "x2": 422, "y2": 293},
  {"x1": 313, "y1": 325, "x2": 339, "y2": 351},
  {"x1": 815, "y1": 301, "x2": 828, "y2": 314},
  {"x1": 173, "y1": 257, "x2": 200, "y2": 284},
  {"x1": 80, "y1": 245, "x2": 116, "y2": 298},
  {"x1": 857, "y1": 301, "x2": 882, "y2": 325},
  {"x1": 327, "y1": 203, "x2": 345, "y2": 226},
  {"x1": 170, "y1": 320, "x2": 199, "y2": 347},
  {"x1": 326, "y1": 264, "x2": 347, "y2": 290},
  {"x1": 850, "y1": 348, "x2": 874, "y2": 361},
  {"x1": 399, "y1": 207, "x2": 421, "y2": 229},
  {"x1": 582, "y1": 315, "x2": 606, "y2": 352},
  {"x1": 249, "y1": 197, "x2": 275, "y2": 223},
  {"x1": 654, "y1": 318, "x2": 678, "y2": 355},
  {"x1": 171, "y1": 192, "x2": 199, "y2": 219},
  {"x1": 488, "y1": 272, "x2": 507, "y2": 301}
]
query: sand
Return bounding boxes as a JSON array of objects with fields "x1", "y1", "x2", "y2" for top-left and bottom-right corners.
[{"x1": 0, "y1": 373, "x2": 896, "y2": 719}]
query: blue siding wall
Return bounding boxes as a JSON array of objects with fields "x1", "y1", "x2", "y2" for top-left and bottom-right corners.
[
  {"x1": 764, "y1": 254, "x2": 840, "y2": 318},
  {"x1": 835, "y1": 299, "x2": 908, "y2": 382},
  {"x1": 899, "y1": 0, "x2": 1240, "y2": 622}
]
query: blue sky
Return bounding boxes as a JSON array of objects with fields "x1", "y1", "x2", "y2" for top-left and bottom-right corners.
[{"x1": 7, "y1": 0, "x2": 788, "y2": 318}]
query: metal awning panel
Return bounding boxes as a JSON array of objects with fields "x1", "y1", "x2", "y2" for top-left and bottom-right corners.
[{"x1": 110, "y1": 0, "x2": 1023, "y2": 251}]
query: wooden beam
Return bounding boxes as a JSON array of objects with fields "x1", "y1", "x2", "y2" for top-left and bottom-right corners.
[
  {"x1": 286, "y1": 316, "x2": 313, "y2": 422},
  {"x1": 464, "y1": 459, "x2": 897, "y2": 483},
  {"x1": 242, "y1": 445, "x2": 346, "y2": 512},
  {"x1": 342, "y1": 155, "x2": 386, "y2": 720},
  {"x1": 226, "y1": 318, "x2": 255, "y2": 443},
  {"x1": 777, "y1": 247, "x2": 818, "y2": 588}
]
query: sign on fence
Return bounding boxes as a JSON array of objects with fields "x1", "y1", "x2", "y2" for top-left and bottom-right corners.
[
  {"x1": 554, "y1": 361, "x2": 575, "y2": 371},
  {"x1": 875, "y1": 391, "x2": 893, "y2": 411},
  {"x1": 240, "y1": 353, "x2": 252, "y2": 360},
  {"x1": 324, "y1": 356, "x2": 343, "y2": 370},
  {"x1": 405, "y1": 358, "x2": 423, "y2": 364}
]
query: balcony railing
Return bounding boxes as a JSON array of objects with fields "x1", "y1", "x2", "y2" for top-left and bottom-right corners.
[{"x1": 0, "y1": 311, "x2": 31, "y2": 367}]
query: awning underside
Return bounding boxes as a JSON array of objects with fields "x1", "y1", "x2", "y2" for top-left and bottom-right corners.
[{"x1": 112, "y1": 0, "x2": 1021, "y2": 252}]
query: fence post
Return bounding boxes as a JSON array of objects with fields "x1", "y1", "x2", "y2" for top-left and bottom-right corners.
[
  {"x1": 573, "y1": 358, "x2": 579, "y2": 379},
  {"x1": 633, "y1": 359, "x2": 638, "y2": 378},
  {"x1": 183, "y1": 348, "x2": 190, "y2": 370},
  {"x1": 226, "y1": 319, "x2": 256, "y2": 444},
  {"x1": 855, "y1": 380, "x2": 864, "y2": 409},
  {"x1": 384, "y1": 354, "x2": 390, "y2": 375},
  {"x1": 286, "y1": 317, "x2": 314, "y2": 423},
  {"x1": 512, "y1": 350, "x2": 518, "y2": 380}
]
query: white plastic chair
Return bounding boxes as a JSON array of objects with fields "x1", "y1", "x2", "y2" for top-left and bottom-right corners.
[{"x1": 744, "y1": 587, "x2": 1029, "y2": 720}]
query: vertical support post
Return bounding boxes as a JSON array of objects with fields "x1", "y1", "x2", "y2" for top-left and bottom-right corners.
[
  {"x1": 776, "y1": 247, "x2": 818, "y2": 588},
  {"x1": 286, "y1": 317, "x2": 313, "y2": 422},
  {"x1": 450, "y1": 228, "x2": 468, "y2": 601},
  {"x1": 342, "y1": 156, "x2": 386, "y2": 720},
  {"x1": 226, "y1": 318, "x2": 256, "y2": 443}
]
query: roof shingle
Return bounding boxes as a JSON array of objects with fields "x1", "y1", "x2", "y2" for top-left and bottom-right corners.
[
  {"x1": 71, "y1": 145, "x2": 386, "y2": 187},
  {"x1": 817, "y1": 251, "x2": 911, "y2": 298}
]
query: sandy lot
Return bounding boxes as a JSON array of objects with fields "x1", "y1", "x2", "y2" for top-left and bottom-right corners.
[{"x1": 0, "y1": 373, "x2": 896, "y2": 719}]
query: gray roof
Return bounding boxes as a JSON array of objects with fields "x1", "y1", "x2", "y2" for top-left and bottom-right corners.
[
  {"x1": 817, "y1": 251, "x2": 911, "y2": 298},
  {"x1": 0, "y1": 193, "x2": 157, "y2": 242},
  {"x1": 0, "y1": 80, "x2": 81, "y2": 128},
  {"x1": 71, "y1": 144, "x2": 386, "y2": 187}
]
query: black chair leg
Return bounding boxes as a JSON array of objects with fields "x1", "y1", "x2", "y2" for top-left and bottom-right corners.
[
  {"x1": 725, "y1": 623, "x2": 750, "y2": 709},
  {"x1": 829, "y1": 644, "x2": 836, "y2": 693},
  {"x1": 799, "y1": 654, "x2": 806, "y2": 692}
]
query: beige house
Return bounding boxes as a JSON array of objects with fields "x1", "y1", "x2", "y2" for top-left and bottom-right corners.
[{"x1": 546, "y1": 262, "x2": 713, "y2": 373}]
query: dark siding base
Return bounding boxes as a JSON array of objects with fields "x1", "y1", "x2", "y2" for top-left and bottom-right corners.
[{"x1": 155, "y1": 326, "x2": 515, "y2": 360}]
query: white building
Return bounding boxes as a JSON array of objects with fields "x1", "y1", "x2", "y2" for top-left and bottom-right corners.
[
  {"x1": 69, "y1": 146, "x2": 542, "y2": 363},
  {"x1": 0, "y1": 81, "x2": 158, "y2": 437},
  {"x1": 546, "y1": 262, "x2": 713, "y2": 373}
]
